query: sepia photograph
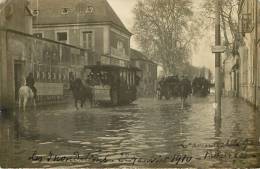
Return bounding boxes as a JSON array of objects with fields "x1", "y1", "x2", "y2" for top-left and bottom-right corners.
[{"x1": 0, "y1": 0, "x2": 260, "y2": 168}]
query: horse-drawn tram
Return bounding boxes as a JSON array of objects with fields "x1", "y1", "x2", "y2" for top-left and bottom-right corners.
[
  {"x1": 192, "y1": 77, "x2": 211, "y2": 97},
  {"x1": 84, "y1": 64, "x2": 141, "y2": 106},
  {"x1": 158, "y1": 76, "x2": 180, "y2": 100}
]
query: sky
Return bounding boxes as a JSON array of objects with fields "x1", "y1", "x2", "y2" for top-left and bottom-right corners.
[
  {"x1": 0, "y1": 0, "x2": 6, "y2": 5},
  {"x1": 107, "y1": 0, "x2": 215, "y2": 72}
]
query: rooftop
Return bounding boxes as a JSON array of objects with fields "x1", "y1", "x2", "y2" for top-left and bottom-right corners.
[
  {"x1": 130, "y1": 48, "x2": 156, "y2": 64},
  {"x1": 130, "y1": 49, "x2": 149, "y2": 61},
  {"x1": 30, "y1": 0, "x2": 131, "y2": 35}
]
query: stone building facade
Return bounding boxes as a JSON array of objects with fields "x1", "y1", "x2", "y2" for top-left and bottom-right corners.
[
  {"x1": 130, "y1": 49, "x2": 157, "y2": 97},
  {"x1": 0, "y1": 0, "x2": 33, "y2": 107},
  {"x1": 30, "y1": 0, "x2": 131, "y2": 67},
  {"x1": 238, "y1": 0, "x2": 260, "y2": 106},
  {"x1": 223, "y1": 50, "x2": 239, "y2": 97}
]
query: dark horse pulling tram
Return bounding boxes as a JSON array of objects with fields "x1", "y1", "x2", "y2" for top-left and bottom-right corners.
[{"x1": 84, "y1": 65, "x2": 141, "y2": 106}]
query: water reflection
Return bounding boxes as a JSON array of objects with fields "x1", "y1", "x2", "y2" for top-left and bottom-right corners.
[{"x1": 0, "y1": 96, "x2": 259, "y2": 168}]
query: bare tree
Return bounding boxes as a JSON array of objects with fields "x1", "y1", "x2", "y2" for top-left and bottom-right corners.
[
  {"x1": 133, "y1": 0, "x2": 200, "y2": 75},
  {"x1": 201, "y1": 0, "x2": 241, "y2": 49}
]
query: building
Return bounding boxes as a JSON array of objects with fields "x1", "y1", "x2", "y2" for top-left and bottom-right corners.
[
  {"x1": 30, "y1": 0, "x2": 132, "y2": 67},
  {"x1": 0, "y1": 0, "x2": 90, "y2": 108},
  {"x1": 222, "y1": 43, "x2": 240, "y2": 97},
  {"x1": 238, "y1": 0, "x2": 260, "y2": 107},
  {"x1": 130, "y1": 49, "x2": 157, "y2": 97},
  {"x1": 0, "y1": 0, "x2": 33, "y2": 107}
]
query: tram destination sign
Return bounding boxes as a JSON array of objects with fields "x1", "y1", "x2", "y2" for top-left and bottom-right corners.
[{"x1": 211, "y1": 45, "x2": 226, "y2": 53}]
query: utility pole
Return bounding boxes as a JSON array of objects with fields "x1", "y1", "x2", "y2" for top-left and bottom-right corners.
[
  {"x1": 254, "y1": 0, "x2": 259, "y2": 108},
  {"x1": 215, "y1": 0, "x2": 222, "y2": 119}
]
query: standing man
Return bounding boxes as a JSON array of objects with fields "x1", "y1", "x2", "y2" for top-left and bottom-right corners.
[
  {"x1": 180, "y1": 75, "x2": 192, "y2": 98},
  {"x1": 26, "y1": 72, "x2": 37, "y2": 99},
  {"x1": 69, "y1": 72, "x2": 75, "y2": 90}
]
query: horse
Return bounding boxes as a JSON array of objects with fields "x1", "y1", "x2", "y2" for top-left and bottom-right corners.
[
  {"x1": 178, "y1": 78, "x2": 192, "y2": 108},
  {"x1": 70, "y1": 78, "x2": 93, "y2": 110},
  {"x1": 18, "y1": 83, "x2": 36, "y2": 112}
]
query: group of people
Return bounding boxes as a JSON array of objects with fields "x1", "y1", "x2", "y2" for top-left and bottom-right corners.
[
  {"x1": 157, "y1": 75, "x2": 192, "y2": 100},
  {"x1": 192, "y1": 77, "x2": 211, "y2": 96},
  {"x1": 157, "y1": 75, "x2": 210, "y2": 100}
]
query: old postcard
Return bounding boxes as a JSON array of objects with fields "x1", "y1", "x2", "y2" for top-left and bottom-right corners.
[{"x1": 0, "y1": 0, "x2": 260, "y2": 168}]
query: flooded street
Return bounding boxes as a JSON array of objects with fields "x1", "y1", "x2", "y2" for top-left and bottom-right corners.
[{"x1": 0, "y1": 96, "x2": 260, "y2": 168}]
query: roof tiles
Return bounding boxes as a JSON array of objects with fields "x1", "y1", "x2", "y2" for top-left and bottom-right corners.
[{"x1": 30, "y1": 0, "x2": 131, "y2": 34}]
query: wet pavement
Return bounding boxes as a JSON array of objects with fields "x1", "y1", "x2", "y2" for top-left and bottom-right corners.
[{"x1": 0, "y1": 95, "x2": 260, "y2": 168}]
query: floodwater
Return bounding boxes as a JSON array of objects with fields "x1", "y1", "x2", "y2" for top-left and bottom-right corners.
[{"x1": 0, "y1": 96, "x2": 260, "y2": 168}]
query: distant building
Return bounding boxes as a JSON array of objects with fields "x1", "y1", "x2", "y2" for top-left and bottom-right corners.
[
  {"x1": 130, "y1": 49, "x2": 157, "y2": 97},
  {"x1": 30, "y1": 0, "x2": 132, "y2": 67}
]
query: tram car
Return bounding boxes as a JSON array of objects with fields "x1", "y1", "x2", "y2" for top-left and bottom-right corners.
[
  {"x1": 192, "y1": 77, "x2": 210, "y2": 97},
  {"x1": 158, "y1": 76, "x2": 179, "y2": 100},
  {"x1": 84, "y1": 64, "x2": 141, "y2": 106}
]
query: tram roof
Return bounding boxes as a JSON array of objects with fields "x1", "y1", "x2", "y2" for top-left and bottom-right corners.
[{"x1": 84, "y1": 64, "x2": 141, "y2": 72}]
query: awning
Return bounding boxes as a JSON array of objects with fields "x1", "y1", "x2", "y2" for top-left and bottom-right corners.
[{"x1": 84, "y1": 64, "x2": 141, "y2": 72}]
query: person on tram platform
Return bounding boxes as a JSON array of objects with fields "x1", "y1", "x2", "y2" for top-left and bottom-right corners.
[
  {"x1": 69, "y1": 72, "x2": 75, "y2": 90},
  {"x1": 26, "y1": 72, "x2": 37, "y2": 99}
]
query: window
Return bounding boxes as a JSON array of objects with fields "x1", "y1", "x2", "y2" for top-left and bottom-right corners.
[
  {"x1": 82, "y1": 31, "x2": 93, "y2": 50},
  {"x1": 32, "y1": 10, "x2": 39, "y2": 16},
  {"x1": 56, "y1": 32, "x2": 68, "y2": 44},
  {"x1": 86, "y1": 6, "x2": 94, "y2": 14},
  {"x1": 61, "y1": 8, "x2": 71, "y2": 15},
  {"x1": 33, "y1": 33, "x2": 43, "y2": 38}
]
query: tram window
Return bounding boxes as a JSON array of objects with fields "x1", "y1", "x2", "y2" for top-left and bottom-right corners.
[
  {"x1": 132, "y1": 72, "x2": 134, "y2": 86},
  {"x1": 69, "y1": 72, "x2": 74, "y2": 81},
  {"x1": 133, "y1": 73, "x2": 137, "y2": 85},
  {"x1": 132, "y1": 72, "x2": 135, "y2": 86},
  {"x1": 131, "y1": 72, "x2": 133, "y2": 85},
  {"x1": 133, "y1": 72, "x2": 135, "y2": 84},
  {"x1": 42, "y1": 72, "x2": 46, "y2": 80},
  {"x1": 123, "y1": 71, "x2": 127, "y2": 83},
  {"x1": 129, "y1": 72, "x2": 132, "y2": 86},
  {"x1": 36, "y1": 71, "x2": 40, "y2": 80},
  {"x1": 125, "y1": 71, "x2": 128, "y2": 85},
  {"x1": 120, "y1": 71, "x2": 123, "y2": 82},
  {"x1": 53, "y1": 72, "x2": 56, "y2": 81},
  {"x1": 59, "y1": 73, "x2": 62, "y2": 81},
  {"x1": 127, "y1": 71, "x2": 130, "y2": 86}
]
